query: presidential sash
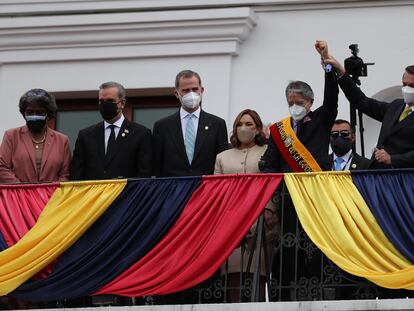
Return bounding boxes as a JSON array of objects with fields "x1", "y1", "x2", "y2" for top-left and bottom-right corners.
[{"x1": 269, "y1": 117, "x2": 321, "y2": 172}]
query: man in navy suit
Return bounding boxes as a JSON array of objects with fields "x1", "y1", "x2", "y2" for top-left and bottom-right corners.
[
  {"x1": 70, "y1": 81, "x2": 152, "y2": 180},
  {"x1": 153, "y1": 70, "x2": 228, "y2": 177},
  {"x1": 320, "y1": 41, "x2": 414, "y2": 168}
]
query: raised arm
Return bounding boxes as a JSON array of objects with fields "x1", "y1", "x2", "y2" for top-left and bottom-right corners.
[{"x1": 317, "y1": 40, "x2": 389, "y2": 122}]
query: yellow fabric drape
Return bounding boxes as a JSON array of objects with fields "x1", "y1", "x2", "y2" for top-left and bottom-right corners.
[
  {"x1": 284, "y1": 172, "x2": 414, "y2": 290},
  {"x1": 0, "y1": 180, "x2": 126, "y2": 295}
]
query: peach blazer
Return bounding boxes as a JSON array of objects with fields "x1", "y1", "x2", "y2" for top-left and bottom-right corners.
[{"x1": 0, "y1": 125, "x2": 71, "y2": 183}]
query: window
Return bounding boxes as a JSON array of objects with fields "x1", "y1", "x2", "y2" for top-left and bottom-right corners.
[{"x1": 53, "y1": 90, "x2": 178, "y2": 151}]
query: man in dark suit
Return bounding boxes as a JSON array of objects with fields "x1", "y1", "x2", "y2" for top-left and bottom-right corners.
[
  {"x1": 259, "y1": 43, "x2": 339, "y2": 301},
  {"x1": 153, "y1": 70, "x2": 228, "y2": 177},
  {"x1": 260, "y1": 70, "x2": 339, "y2": 172},
  {"x1": 330, "y1": 119, "x2": 371, "y2": 171},
  {"x1": 320, "y1": 41, "x2": 414, "y2": 169},
  {"x1": 70, "y1": 81, "x2": 152, "y2": 180}
]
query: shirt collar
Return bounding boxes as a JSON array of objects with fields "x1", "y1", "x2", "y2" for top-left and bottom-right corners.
[
  {"x1": 180, "y1": 106, "x2": 201, "y2": 120},
  {"x1": 104, "y1": 114, "x2": 125, "y2": 129},
  {"x1": 333, "y1": 148, "x2": 352, "y2": 162}
]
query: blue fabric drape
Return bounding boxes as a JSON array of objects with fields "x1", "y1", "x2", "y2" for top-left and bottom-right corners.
[
  {"x1": 352, "y1": 169, "x2": 414, "y2": 263},
  {"x1": 0, "y1": 231, "x2": 7, "y2": 251},
  {"x1": 12, "y1": 177, "x2": 201, "y2": 301}
]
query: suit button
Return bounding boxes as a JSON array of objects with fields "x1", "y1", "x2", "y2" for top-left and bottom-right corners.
[{"x1": 103, "y1": 170, "x2": 107, "y2": 174}]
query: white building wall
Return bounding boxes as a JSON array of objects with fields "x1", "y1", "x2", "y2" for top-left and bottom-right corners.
[
  {"x1": 0, "y1": 0, "x2": 413, "y2": 156},
  {"x1": 230, "y1": 3, "x2": 414, "y2": 154}
]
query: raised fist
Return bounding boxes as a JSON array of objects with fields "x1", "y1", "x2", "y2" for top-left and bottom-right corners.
[{"x1": 315, "y1": 40, "x2": 329, "y2": 59}]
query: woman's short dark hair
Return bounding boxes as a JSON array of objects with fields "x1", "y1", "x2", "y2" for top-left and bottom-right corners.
[
  {"x1": 230, "y1": 109, "x2": 266, "y2": 148},
  {"x1": 19, "y1": 88, "x2": 57, "y2": 118}
]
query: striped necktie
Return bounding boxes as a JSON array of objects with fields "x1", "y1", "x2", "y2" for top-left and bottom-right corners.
[{"x1": 184, "y1": 114, "x2": 196, "y2": 164}]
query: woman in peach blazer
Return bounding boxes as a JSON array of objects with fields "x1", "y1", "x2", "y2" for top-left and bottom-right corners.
[
  {"x1": 214, "y1": 109, "x2": 278, "y2": 302},
  {"x1": 0, "y1": 89, "x2": 71, "y2": 183}
]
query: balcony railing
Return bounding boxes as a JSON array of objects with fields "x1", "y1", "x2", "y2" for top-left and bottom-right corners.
[
  {"x1": 0, "y1": 171, "x2": 414, "y2": 307},
  {"x1": 126, "y1": 179, "x2": 413, "y2": 306}
]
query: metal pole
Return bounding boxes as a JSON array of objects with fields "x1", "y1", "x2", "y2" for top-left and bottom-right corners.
[{"x1": 251, "y1": 214, "x2": 264, "y2": 302}]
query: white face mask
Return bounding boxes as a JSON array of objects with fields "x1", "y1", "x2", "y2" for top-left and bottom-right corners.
[
  {"x1": 237, "y1": 126, "x2": 257, "y2": 145},
  {"x1": 180, "y1": 92, "x2": 201, "y2": 110},
  {"x1": 289, "y1": 104, "x2": 307, "y2": 121},
  {"x1": 402, "y1": 86, "x2": 414, "y2": 105}
]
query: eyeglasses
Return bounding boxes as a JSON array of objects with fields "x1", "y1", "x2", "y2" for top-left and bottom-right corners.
[{"x1": 330, "y1": 130, "x2": 351, "y2": 138}]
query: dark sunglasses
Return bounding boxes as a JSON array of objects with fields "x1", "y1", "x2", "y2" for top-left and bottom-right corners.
[{"x1": 330, "y1": 130, "x2": 351, "y2": 138}]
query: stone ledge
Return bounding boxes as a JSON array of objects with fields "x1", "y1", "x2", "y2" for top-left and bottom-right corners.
[
  {"x1": 24, "y1": 299, "x2": 414, "y2": 311},
  {"x1": 0, "y1": 7, "x2": 256, "y2": 63},
  {"x1": 0, "y1": 0, "x2": 412, "y2": 17}
]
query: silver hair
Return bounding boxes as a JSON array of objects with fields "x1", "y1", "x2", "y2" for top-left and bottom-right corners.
[
  {"x1": 285, "y1": 81, "x2": 314, "y2": 101},
  {"x1": 99, "y1": 81, "x2": 126, "y2": 100},
  {"x1": 19, "y1": 88, "x2": 57, "y2": 118}
]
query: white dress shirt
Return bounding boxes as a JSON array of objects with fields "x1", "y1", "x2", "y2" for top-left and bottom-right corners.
[
  {"x1": 180, "y1": 106, "x2": 200, "y2": 139},
  {"x1": 333, "y1": 149, "x2": 353, "y2": 171}
]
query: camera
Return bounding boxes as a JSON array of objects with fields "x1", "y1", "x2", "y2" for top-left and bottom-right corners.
[{"x1": 344, "y1": 44, "x2": 374, "y2": 85}]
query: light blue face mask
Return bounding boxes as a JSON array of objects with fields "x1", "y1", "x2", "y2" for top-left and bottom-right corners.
[
  {"x1": 25, "y1": 115, "x2": 47, "y2": 133},
  {"x1": 25, "y1": 115, "x2": 47, "y2": 122}
]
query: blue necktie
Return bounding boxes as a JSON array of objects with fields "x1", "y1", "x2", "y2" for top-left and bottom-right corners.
[
  {"x1": 334, "y1": 157, "x2": 344, "y2": 171},
  {"x1": 184, "y1": 114, "x2": 196, "y2": 164}
]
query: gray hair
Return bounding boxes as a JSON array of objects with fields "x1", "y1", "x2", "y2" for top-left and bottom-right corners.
[
  {"x1": 19, "y1": 88, "x2": 57, "y2": 118},
  {"x1": 285, "y1": 81, "x2": 314, "y2": 101},
  {"x1": 175, "y1": 70, "x2": 202, "y2": 89},
  {"x1": 99, "y1": 81, "x2": 126, "y2": 100}
]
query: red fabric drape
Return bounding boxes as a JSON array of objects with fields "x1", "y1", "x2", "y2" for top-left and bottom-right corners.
[
  {"x1": 96, "y1": 174, "x2": 283, "y2": 296},
  {"x1": 0, "y1": 183, "x2": 58, "y2": 247}
]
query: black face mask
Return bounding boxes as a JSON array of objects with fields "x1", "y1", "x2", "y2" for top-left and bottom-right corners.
[
  {"x1": 26, "y1": 116, "x2": 47, "y2": 133},
  {"x1": 99, "y1": 101, "x2": 119, "y2": 121},
  {"x1": 331, "y1": 137, "x2": 352, "y2": 157}
]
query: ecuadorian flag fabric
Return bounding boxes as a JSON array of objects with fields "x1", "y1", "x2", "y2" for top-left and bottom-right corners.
[
  {"x1": 284, "y1": 170, "x2": 414, "y2": 290},
  {"x1": 1, "y1": 171, "x2": 413, "y2": 301},
  {"x1": 0, "y1": 174, "x2": 282, "y2": 301}
]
